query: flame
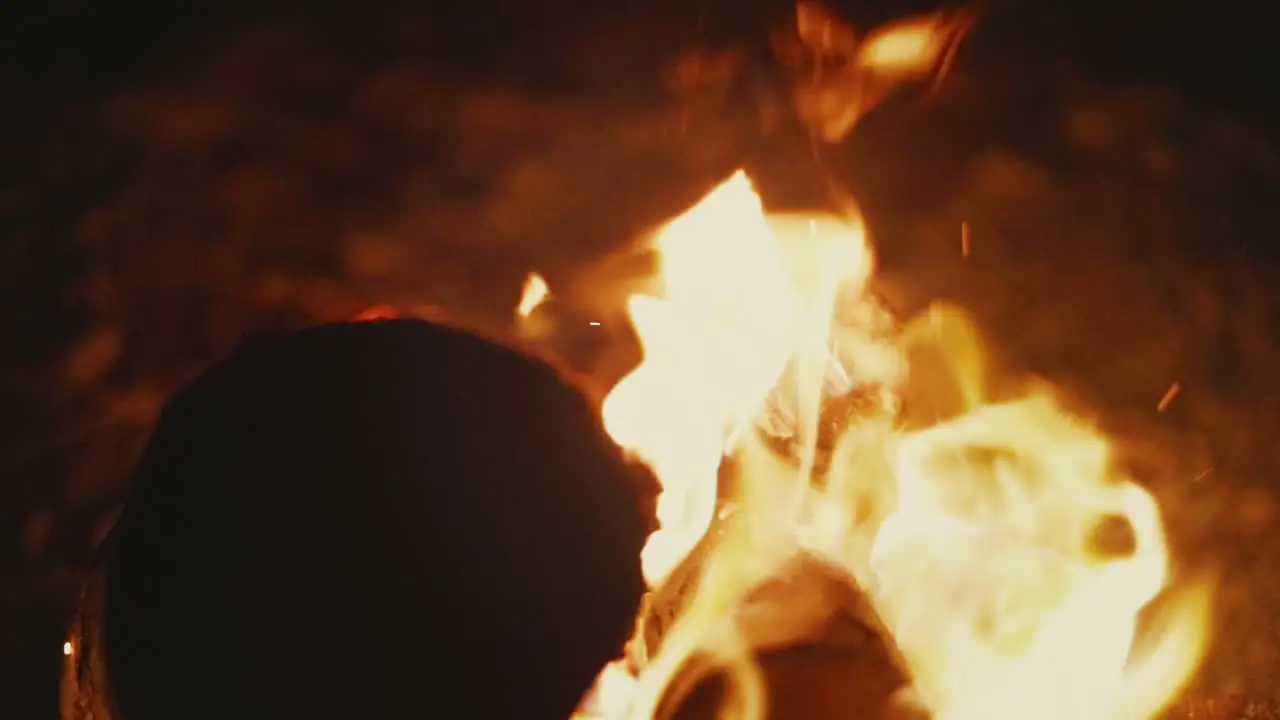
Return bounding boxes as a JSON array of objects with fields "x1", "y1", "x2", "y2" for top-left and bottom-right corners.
[
  {"x1": 872, "y1": 306, "x2": 1212, "y2": 720},
  {"x1": 518, "y1": 272, "x2": 551, "y2": 318},
  {"x1": 787, "y1": 6, "x2": 974, "y2": 143},
  {"x1": 601, "y1": 172, "x2": 803, "y2": 586},
  {"x1": 581, "y1": 170, "x2": 1210, "y2": 719},
  {"x1": 856, "y1": 14, "x2": 962, "y2": 73}
]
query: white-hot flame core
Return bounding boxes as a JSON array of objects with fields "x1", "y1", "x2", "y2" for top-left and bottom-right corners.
[
  {"x1": 582, "y1": 167, "x2": 1210, "y2": 720},
  {"x1": 871, "y1": 395, "x2": 1170, "y2": 720},
  {"x1": 602, "y1": 172, "x2": 804, "y2": 586}
]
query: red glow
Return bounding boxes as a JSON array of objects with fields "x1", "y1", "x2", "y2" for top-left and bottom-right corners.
[{"x1": 352, "y1": 305, "x2": 400, "y2": 322}]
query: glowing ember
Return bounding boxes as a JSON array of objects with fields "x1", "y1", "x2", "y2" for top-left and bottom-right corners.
[
  {"x1": 518, "y1": 272, "x2": 551, "y2": 318},
  {"x1": 574, "y1": 169, "x2": 1210, "y2": 719},
  {"x1": 351, "y1": 304, "x2": 400, "y2": 322}
]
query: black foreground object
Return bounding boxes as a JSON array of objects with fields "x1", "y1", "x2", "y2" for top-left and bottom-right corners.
[{"x1": 62, "y1": 319, "x2": 657, "y2": 720}]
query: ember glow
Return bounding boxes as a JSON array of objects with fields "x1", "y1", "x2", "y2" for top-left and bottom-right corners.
[
  {"x1": 568, "y1": 167, "x2": 1211, "y2": 719},
  {"x1": 351, "y1": 304, "x2": 400, "y2": 322}
]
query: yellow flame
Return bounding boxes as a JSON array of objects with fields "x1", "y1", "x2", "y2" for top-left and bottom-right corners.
[
  {"x1": 583, "y1": 170, "x2": 1209, "y2": 719},
  {"x1": 517, "y1": 272, "x2": 551, "y2": 318},
  {"x1": 870, "y1": 307, "x2": 1213, "y2": 719}
]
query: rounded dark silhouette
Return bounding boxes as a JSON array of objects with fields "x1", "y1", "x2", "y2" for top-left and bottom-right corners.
[{"x1": 63, "y1": 319, "x2": 656, "y2": 719}]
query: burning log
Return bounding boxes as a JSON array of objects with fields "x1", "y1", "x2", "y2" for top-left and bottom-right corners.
[
  {"x1": 639, "y1": 504, "x2": 920, "y2": 720},
  {"x1": 653, "y1": 557, "x2": 920, "y2": 720},
  {"x1": 671, "y1": 643, "x2": 921, "y2": 720}
]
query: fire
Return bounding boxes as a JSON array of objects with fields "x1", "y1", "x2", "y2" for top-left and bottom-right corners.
[
  {"x1": 600, "y1": 172, "x2": 803, "y2": 586},
  {"x1": 574, "y1": 171, "x2": 1210, "y2": 719},
  {"x1": 518, "y1": 272, "x2": 551, "y2": 318},
  {"x1": 785, "y1": 5, "x2": 974, "y2": 143}
]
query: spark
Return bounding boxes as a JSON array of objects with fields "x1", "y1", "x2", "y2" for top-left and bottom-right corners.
[
  {"x1": 1157, "y1": 382, "x2": 1181, "y2": 412},
  {"x1": 63, "y1": 642, "x2": 72, "y2": 656},
  {"x1": 960, "y1": 221, "x2": 971, "y2": 257}
]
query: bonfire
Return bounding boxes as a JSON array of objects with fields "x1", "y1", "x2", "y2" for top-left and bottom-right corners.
[{"x1": 512, "y1": 4, "x2": 1214, "y2": 719}]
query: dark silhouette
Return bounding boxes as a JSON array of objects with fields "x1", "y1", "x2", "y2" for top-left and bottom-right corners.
[{"x1": 61, "y1": 319, "x2": 657, "y2": 719}]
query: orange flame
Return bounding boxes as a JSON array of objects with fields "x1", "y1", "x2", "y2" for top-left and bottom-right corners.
[
  {"x1": 788, "y1": 5, "x2": 974, "y2": 142},
  {"x1": 576, "y1": 170, "x2": 1210, "y2": 719}
]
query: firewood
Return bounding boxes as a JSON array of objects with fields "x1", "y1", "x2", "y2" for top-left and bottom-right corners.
[
  {"x1": 671, "y1": 642, "x2": 922, "y2": 720},
  {"x1": 642, "y1": 519, "x2": 920, "y2": 720}
]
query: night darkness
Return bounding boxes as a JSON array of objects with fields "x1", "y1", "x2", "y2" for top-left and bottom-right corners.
[{"x1": 2, "y1": 0, "x2": 1279, "y2": 717}]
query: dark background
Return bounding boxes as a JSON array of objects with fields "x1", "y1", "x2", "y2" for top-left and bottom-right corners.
[{"x1": 2, "y1": 0, "x2": 1278, "y2": 716}]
